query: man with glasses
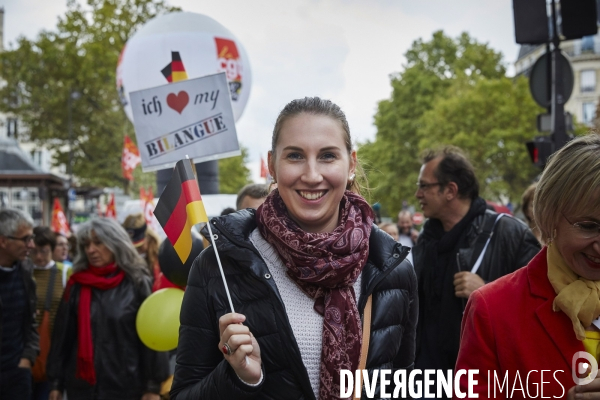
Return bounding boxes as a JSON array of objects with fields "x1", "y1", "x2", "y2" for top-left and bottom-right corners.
[
  {"x1": 411, "y1": 146, "x2": 539, "y2": 398},
  {"x1": 0, "y1": 208, "x2": 40, "y2": 399}
]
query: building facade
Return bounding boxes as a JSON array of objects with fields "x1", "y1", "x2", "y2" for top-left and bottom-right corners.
[{"x1": 515, "y1": 33, "x2": 600, "y2": 126}]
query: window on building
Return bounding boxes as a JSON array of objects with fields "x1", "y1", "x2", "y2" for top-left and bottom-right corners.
[
  {"x1": 31, "y1": 150, "x2": 43, "y2": 167},
  {"x1": 6, "y1": 118, "x2": 18, "y2": 139},
  {"x1": 582, "y1": 102, "x2": 597, "y2": 125},
  {"x1": 581, "y1": 35, "x2": 595, "y2": 53},
  {"x1": 581, "y1": 70, "x2": 596, "y2": 93}
]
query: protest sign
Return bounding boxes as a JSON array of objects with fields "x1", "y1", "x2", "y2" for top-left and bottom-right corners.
[{"x1": 130, "y1": 72, "x2": 240, "y2": 171}]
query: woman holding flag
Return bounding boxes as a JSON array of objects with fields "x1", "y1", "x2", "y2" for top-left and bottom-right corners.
[
  {"x1": 46, "y1": 218, "x2": 169, "y2": 400},
  {"x1": 170, "y1": 97, "x2": 418, "y2": 400}
]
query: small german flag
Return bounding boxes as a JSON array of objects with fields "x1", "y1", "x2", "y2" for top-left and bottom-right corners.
[
  {"x1": 161, "y1": 51, "x2": 188, "y2": 83},
  {"x1": 154, "y1": 159, "x2": 208, "y2": 263}
]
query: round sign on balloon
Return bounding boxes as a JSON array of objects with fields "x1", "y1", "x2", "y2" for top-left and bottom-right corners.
[{"x1": 117, "y1": 12, "x2": 252, "y2": 123}]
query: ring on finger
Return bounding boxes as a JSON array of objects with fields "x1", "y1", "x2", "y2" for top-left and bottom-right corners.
[{"x1": 221, "y1": 342, "x2": 233, "y2": 356}]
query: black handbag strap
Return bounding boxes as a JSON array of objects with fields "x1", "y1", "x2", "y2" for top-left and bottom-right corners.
[{"x1": 44, "y1": 266, "x2": 58, "y2": 312}]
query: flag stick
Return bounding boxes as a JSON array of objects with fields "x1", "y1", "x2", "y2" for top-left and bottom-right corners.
[
  {"x1": 186, "y1": 156, "x2": 235, "y2": 314},
  {"x1": 205, "y1": 221, "x2": 236, "y2": 313},
  {"x1": 185, "y1": 156, "x2": 251, "y2": 366}
]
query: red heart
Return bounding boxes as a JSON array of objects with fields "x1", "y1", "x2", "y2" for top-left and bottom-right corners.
[{"x1": 166, "y1": 91, "x2": 189, "y2": 114}]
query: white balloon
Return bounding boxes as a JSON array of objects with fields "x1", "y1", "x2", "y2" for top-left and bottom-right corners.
[{"x1": 117, "y1": 12, "x2": 252, "y2": 123}]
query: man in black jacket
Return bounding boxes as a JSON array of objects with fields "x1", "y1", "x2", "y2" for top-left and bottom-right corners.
[
  {"x1": 0, "y1": 208, "x2": 39, "y2": 400},
  {"x1": 411, "y1": 147, "x2": 540, "y2": 398}
]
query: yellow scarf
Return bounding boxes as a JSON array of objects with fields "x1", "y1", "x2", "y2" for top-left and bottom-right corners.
[{"x1": 547, "y1": 244, "x2": 600, "y2": 340}]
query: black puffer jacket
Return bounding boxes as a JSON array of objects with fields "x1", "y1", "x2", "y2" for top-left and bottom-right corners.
[
  {"x1": 170, "y1": 210, "x2": 418, "y2": 400},
  {"x1": 47, "y1": 274, "x2": 169, "y2": 400}
]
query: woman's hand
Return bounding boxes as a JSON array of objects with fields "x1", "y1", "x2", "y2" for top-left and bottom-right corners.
[
  {"x1": 49, "y1": 390, "x2": 63, "y2": 400},
  {"x1": 568, "y1": 369, "x2": 600, "y2": 399},
  {"x1": 141, "y1": 393, "x2": 160, "y2": 400},
  {"x1": 218, "y1": 313, "x2": 262, "y2": 384}
]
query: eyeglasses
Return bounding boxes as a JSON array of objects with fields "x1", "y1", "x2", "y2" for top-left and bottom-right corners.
[
  {"x1": 6, "y1": 234, "x2": 35, "y2": 244},
  {"x1": 31, "y1": 248, "x2": 51, "y2": 256},
  {"x1": 56, "y1": 243, "x2": 71, "y2": 249},
  {"x1": 416, "y1": 182, "x2": 442, "y2": 191},
  {"x1": 562, "y1": 213, "x2": 600, "y2": 239}
]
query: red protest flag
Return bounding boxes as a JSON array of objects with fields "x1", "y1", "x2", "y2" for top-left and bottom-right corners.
[
  {"x1": 122, "y1": 135, "x2": 141, "y2": 181},
  {"x1": 260, "y1": 156, "x2": 268, "y2": 179},
  {"x1": 140, "y1": 186, "x2": 158, "y2": 230},
  {"x1": 51, "y1": 198, "x2": 71, "y2": 236},
  {"x1": 140, "y1": 187, "x2": 148, "y2": 205},
  {"x1": 154, "y1": 159, "x2": 208, "y2": 263},
  {"x1": 106, "y1": 194, "x2": 117, "y2": 219}
]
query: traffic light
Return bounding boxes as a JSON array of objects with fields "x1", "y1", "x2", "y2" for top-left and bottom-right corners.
[
  {"x1": 512, "y1": 0, "x2": 549, "y2": 44},
  {"x1": 526, "y1": 136, "x2": 554, "y2": 168},
  {"x1": 561, "y1": 0, "x2": 598, "y2": 40}
]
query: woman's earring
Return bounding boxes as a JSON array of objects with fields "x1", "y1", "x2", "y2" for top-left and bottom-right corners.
[
  {"x1": 346, "y1": 174, "x2": 356, "y2": 189},
  {"x1": 547, "y1": 228, "x2": 557, "y2": 246}
]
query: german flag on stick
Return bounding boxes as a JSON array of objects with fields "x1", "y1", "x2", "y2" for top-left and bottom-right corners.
[
  {"x1": 154, "y1": 159, "x2": 207, "y2": 263},
  {"x1": 154, "y1": 158, "x2": 237, "y2": 314}
]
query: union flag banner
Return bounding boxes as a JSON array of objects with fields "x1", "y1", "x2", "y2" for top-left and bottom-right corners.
[
  {"x1": 106, "y1": 194, "x2": 117, "y2": 219},
  {"x1": 51, "y1": 198, "x2": 71, "y2": 236},
  {"x1": 154, "y1": 159, "x2": 208, "y2": 263},
  {"x1": 122, "y1": 135, "x2": 141, "y2": 181}
]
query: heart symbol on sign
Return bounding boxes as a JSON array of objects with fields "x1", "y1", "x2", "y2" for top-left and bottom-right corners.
[{"x1": 166, "y1": 91, "x2": 189, "y2": 114}]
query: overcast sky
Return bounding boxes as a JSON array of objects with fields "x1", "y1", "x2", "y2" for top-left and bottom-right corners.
[{"x1": 2, "y1": 0, "x2": 521, "y2": 182}]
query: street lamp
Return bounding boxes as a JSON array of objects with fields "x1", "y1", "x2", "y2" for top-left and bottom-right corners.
[{"x1": 67, "y1": 90, "x2": 81, "y2": 224}]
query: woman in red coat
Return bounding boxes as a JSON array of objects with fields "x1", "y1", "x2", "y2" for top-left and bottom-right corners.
[{"x1": 455, "y1": 134, "x2": 600, "y2": 399}]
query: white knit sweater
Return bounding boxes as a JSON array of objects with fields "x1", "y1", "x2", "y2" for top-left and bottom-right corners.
[{"x1": 249, "y1": 228, "x2": 362, "y2": 399}]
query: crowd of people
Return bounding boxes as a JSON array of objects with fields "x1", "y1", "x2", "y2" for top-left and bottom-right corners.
[{"x1": 0, "y1": 96, "x2": 598, "y2": 400}]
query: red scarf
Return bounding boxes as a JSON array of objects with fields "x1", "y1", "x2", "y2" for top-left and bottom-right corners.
[
  {"x1": 64, "y1": 262, "x2": 125, "y2": 385},
  {"x1": 257, "y1": 190, "x2": 373, "y2": 400}
]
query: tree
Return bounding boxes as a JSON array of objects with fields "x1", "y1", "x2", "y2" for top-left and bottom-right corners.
[
  {"x1": 417, "y1": 76, "x2": 543, "y2": 202},
  {"x1": 358, "y1": 30, "x2": 541, "y2": 216},
  {"x1": 0, "y1": 0, "x2": 179, "y2": 188},
  {"x1": 218, "y1": 146, "x2": 252, "y2": 194}
]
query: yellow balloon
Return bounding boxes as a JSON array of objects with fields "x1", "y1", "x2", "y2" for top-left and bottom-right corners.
[{"x1": 136, "y1": 288, "x2": 184, "y2": 351}]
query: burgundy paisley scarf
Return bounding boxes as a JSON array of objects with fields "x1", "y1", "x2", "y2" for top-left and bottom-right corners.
[{"x1": 256, "y1": 189, "x2": 374, "y2": 400}]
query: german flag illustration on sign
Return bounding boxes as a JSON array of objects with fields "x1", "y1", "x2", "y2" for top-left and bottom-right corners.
[
  {"x1": 215, "y1": 38, "x2": 243, "y2": 101},
  {"x1": 161, "y1": 51, "x2": 189, "y2": 83},
  {"x1": 154, "y1": 159, "x2": 208, "y2": 263}
]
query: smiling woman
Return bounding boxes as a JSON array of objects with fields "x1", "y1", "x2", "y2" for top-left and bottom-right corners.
[
  {"x1": 455, "y1": 134, "x2": 600, "y2": 398},
  {"x1": 170, "y1": 97, "x2": 418, "y2": 400},
  {"x1": 268, "y1": 112, "x2": 356, "y2": 233}
]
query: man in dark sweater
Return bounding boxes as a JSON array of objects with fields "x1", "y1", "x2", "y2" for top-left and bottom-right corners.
[{"x1": 0, "y1": 208, "x2": 39, "y2": 399}]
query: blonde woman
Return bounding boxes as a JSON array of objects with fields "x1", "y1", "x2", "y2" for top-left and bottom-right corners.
[{"x1": 455, "y1": 134, "x2": 600, "y2": 398}]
